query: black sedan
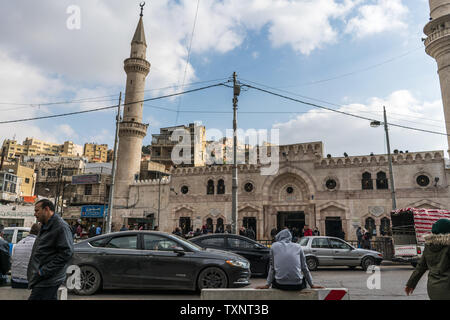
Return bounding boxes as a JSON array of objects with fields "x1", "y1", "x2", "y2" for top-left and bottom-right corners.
[
  {"x1": 190, "y1": 234, "x2": 270, "y2": 276},
  {"x1": 70, "y1": 231, "x2": 251, "y2": 295}
]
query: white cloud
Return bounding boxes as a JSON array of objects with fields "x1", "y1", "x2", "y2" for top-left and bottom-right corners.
[
  {"x1": 345, "y1": 0, "x2": 409, "y2": 38},
  {"x1": 272, "y1": 90, "x2": 447, "y2": 156}
]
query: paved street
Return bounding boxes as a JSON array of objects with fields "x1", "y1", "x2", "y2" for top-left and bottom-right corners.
[{"x1": 68, "y1": 264, "x2": 428, "y2": 300}]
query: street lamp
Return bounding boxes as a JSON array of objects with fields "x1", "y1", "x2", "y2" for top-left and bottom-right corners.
[{"x1": 370, "y1": 106, "x2": 396, "y2": 210}]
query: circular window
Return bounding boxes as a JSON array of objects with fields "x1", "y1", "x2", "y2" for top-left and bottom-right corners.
[
  {"x1": 416, "y1": 175, "x2": 430, "y2": 187},
  {"x1": 181, "y1": 186, "x2": 189, "y2": 194},
  {"x1": 326, "y1": 179, "x2": 337, "y2": 190},
  {"x1": 244, "y1": 182, "x2": 254, "y2": 193},
  {"x1": 286, "y1": 186, "x2": 294, "y2": 194}
]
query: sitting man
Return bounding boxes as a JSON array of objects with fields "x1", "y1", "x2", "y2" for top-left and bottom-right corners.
[{"x1": 257, "y1": 228, "x2": 323, "y2": 290}]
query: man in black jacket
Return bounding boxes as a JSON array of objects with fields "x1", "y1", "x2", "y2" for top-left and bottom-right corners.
[{"x1": 27, "y1": 199, "x2": 74, "y2": 300}]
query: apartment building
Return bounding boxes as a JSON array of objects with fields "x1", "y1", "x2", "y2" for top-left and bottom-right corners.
[{"x1": 84, "y1": 143, "x2": 108, "y2": 163}]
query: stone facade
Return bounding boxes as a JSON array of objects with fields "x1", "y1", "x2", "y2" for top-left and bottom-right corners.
[
  {"x1": 111, "y1": 141, "x2": 450, "y2": 240},
  {"x1": 109, "y1": 3, "x2": 450, "y2": 240}
]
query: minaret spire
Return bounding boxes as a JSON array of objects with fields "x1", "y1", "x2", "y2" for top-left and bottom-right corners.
[{"x1": 140, "y1": 2, "x2": 145, "y2": 17}]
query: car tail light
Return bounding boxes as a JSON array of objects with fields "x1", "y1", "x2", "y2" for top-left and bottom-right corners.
[{"x1": 417, "y1": 247, "x2": 422, "y2": 255}]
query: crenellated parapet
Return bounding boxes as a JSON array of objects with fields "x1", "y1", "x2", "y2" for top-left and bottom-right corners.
[
  {"x1": 278, "y1": 142, "x2": 323, "y2": 159},
  {"x1": 171, "y1": 164, "x2": 261, "y2": 176},
  {"x1": 132, "y1": 175, "x2": 172, "y2": 185},
  {"x1": 316, "y1": 151, "x2": 444, "y2": 168}
]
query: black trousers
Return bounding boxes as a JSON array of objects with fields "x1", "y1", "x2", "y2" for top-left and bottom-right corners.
[
  {"x1": 272, "y1": 278, "x2": 307, "y2": 291},
  {"x1": 28, "y1": 285, "x2": 60, "y2": 300}
]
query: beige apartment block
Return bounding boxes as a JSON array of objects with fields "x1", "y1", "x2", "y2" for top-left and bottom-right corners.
[
  {"x1": 2, "y1": 138, "x2": 82, "y2": 159},
  {"x1": 2, "y1": 160, "x2": 36, "y2": 197},
  {"x1": 83, "y1": 143, "x2": 108, "y2": 163},
  {"x1": 151, "y1": 123, "x2": 206, "y2": 169}
]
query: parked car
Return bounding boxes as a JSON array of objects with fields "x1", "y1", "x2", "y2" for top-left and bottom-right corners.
[
  {"x1": 190, "y1": 234, "x2": 270, "y2": 276},
  {"x1": 70, "y1": 231, "x2": 251, "y2": 295},
  {"x1": 298, "y1": 236, "x2": 383, "y2": 271},
  {"x1": 2, "y1": 227, "x2": 31, "y2": 255}
]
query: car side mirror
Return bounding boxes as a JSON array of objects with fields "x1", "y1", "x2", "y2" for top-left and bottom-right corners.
[{"x1": 173, "y1": 247, "x2": 185, "y2": 255}]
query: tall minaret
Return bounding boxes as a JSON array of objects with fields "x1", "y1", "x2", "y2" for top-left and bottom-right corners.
[
  {"x1": 114, "y1": 4, "x2": 150, "y2": 213},
  {"x1": 424, "y1": 0, "x2": 450, "y2": 155}
]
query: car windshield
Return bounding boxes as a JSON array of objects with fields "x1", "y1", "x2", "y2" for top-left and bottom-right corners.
[{"x1": 171, "y1": 234, "x2": 204, "y2": 251}]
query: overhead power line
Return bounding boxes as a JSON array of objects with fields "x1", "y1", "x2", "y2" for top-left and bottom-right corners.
[
  {"x1": 241, "y1": 83, "x2": 450, "y2": 138},
  {"x1": 0, "y1": 82, "x2": 227, "y2": 125}
]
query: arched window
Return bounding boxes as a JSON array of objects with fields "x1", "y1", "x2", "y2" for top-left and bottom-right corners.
[
  {"x1": 376, "y1": 171, "x2": 388, "y2": 189},
  {"x1": 362, "y1": 172, "x2": 373, "y2": 190},
  {"x1": 207, "y1": 180, "x2": 214, "y2": 195},
  {"x1": 365, "y1": 217, "x2": 377, "y2": 236},
  {"x1": 217, "y1": 179, "x2": 225, "y2": 194},
  {"x1": 216, "y1": 218, "x2": 224, "y2": 233},
  {"x1": 380, "y1": 217, "x2": 391, "y2": 236}
]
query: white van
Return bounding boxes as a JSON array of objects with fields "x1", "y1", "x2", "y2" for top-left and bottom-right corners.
[{"x1": 2, "y1": 227, "x2": 31, "y2": 255}]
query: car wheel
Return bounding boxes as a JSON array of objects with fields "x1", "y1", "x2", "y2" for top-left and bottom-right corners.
[
  {"x1": 361, "y1": 257, "x2": 375, "y2": 271},
  {"x1": 74, "y1": 265, "x2": 102, "y2": 296},
  {"x1": 197, "y1": 267, "x2": 228, "y2": 290},
  {"x1": 306, "y1": 257, "x2": 318, "y2": 271}
]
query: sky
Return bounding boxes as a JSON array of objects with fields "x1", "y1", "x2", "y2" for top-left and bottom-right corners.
[{"x1": 0, "y1": 0, "x2": 447, "y2": 158}]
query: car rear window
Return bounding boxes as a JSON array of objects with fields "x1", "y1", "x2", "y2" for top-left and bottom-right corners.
[
  {"x1": 105, "y1": 236, "x2": 137, "y2": 249},
  {"x1": 228, "y1": 238, "x2": 254, "y2": 249},
  {"x1": 198, "y1": 237, "x2": 225, "y2": 248}
]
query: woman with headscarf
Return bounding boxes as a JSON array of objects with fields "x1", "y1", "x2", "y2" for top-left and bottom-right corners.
[{"x1": 405, "y1": 219, "x2": 450, "y2": 300}]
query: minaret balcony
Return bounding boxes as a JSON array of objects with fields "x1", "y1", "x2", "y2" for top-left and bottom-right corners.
[
  {"x1": 425, "y1": 25, "x2": 450, "y2": 47},
  {"x1": 119, "y1": 121, "x2": 149, "y2": 138},
  {"x1": 124, "y1": 58, "x2": 151, "y2": 75}
]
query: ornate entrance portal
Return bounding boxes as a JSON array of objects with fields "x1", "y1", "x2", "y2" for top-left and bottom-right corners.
[{"x1": 277, "y1": 212, "x2": 305, "y2": 231}]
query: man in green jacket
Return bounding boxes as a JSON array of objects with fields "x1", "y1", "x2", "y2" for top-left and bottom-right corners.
[{"x1": 405, "y1": 218, "x2": 450, "y2": 300}]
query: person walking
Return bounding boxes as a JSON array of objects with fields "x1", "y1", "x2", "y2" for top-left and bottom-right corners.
[
  {"x1": 95, "y1": 225, "x2": 102, "y2": 236},
  {"x1": 303, "y1": 225, "x2": 313, "y2": 237},
  {"x1": 270, "y1": 227, "x2": 278, "y2": 243},
  {"x1": 27, "y1": 199, "x2": 74, "y2": 300},
  {"x1": 88, "y1": 224, "x2": 96, "y2": 238},
  {"x1": 76, "y1": 224, "x2": 83, "y2": 239},
  {"x1": 405, "y1": 219, "x2": 450, "y2": 300},
  {"x1": 362, "y1": 228, "x2": 371, "y2": 249},
  {"x1": 256, "y1": 229, "x2": 323, "y2": 290},
  {"x1": 313, "y1": 227, "x2": 320, "y2": 236},
  {"x1": 356, "y1": 226, "x2": 363, "y2": 248},
  {"x1": 11, "y1": 223, "x2": 41, "y2": 288},
  {"x1": 172, "y1": 227, "x2": 182, "y2": 237},
  {"x1": 0, "y1": 225, "x2": 11, "y2": 286}
]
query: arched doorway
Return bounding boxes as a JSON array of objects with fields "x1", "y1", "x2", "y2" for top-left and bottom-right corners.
[
  {"x1": 277, "y1": 212, "x2": 305, "y2": 233},
  {"x1": 325, "y1": 217, "x2": 343, "y2": 238}
]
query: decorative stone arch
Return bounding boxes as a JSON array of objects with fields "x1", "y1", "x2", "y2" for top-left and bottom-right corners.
[
  {"x1": 262, "y1": 166, "x2": 316, "y2": 200},
  {"x1": 173, "y1": 206, "x2": 195, "y2": 231},
  {"x1": 317, "y1": 201, "x2": 348, "y2": 239},
  {"x1": 406, "y1": 199, "x2": 446, "y2": 209}
]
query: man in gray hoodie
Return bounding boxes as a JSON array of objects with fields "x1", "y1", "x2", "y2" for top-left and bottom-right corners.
[{"x1": 257, "y1": 228, "x2": 323, "y2": 290}]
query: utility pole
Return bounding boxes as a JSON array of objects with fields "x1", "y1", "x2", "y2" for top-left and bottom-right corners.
[
  {"x1": 383, "y1": 106, "x2": 397, "y2": 210},
  {"x1": 232, "y1": 72, "x2": 240, "y2": 234},
  {"x1": 106, "y1": 92, "x2": 122, "y2": 233}
]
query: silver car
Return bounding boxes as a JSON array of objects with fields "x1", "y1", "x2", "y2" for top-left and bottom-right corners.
[{"x1": 299, "y1": 236, "x2": 383, "y2": 271}]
